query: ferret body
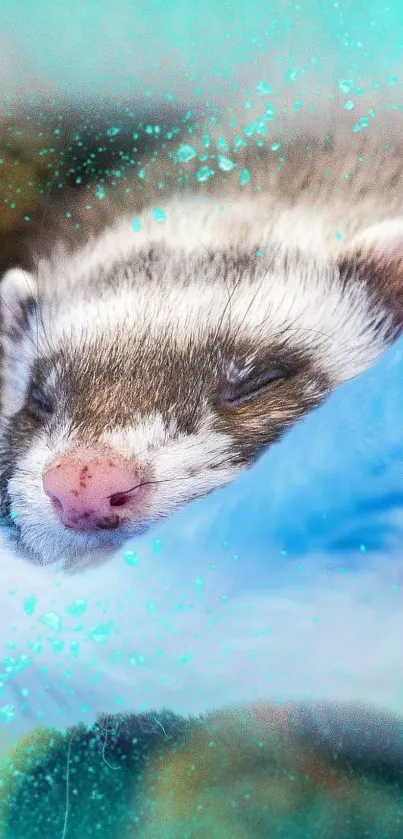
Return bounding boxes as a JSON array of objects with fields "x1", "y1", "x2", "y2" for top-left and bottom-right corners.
[{"x1": 2, "y1": 107, "x2": 403, "y2": 567}]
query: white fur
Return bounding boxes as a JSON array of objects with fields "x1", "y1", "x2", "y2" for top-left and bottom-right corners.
[
  {"x1": 350, "y1": 217, "x2": 403, "y2": 257},
  {"x1": 24, "y1": 199, "x2": 395, "y2": 383},
  {"x1": 0, "y1": 201, "x2": 400, "y2": 565},
  {"x1": 7, "y1": 410, "x2": 240, "y2": 565}
]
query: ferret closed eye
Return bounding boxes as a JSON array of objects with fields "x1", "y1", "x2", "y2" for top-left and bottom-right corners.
[
  {"x1": 220, "y1": 363, "x2": 291, "y2": 407},
  {"x1": 2, "y1": 113, "x2": 403, "y2": 568}
]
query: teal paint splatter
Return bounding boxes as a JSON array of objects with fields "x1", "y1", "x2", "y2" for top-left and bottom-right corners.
[
  {"x1": 0, "y1": 705, "x2": 15, "y2": 723},
  {"x1": 23, "y1": 595, "x2": 37, "y2": 616},
  {"x1": 152, "y1": 208, "x2": 166, "y2": 222},
  {"x1": 218, "y1": 155, "x2": 236, "y2": 171},
  {"x1": 256, "y1": 81, "x2": 272, "y2": 95},
  {"x1": 48, "y1": 638, "x2": 64, "y2": 653},
  {"x1": 130, "y1": 654, "x2": 146, "y2": 666},
  {"x1": 123, "y1": 549, "x2": 139, "y2": 566},
  {"x1": 216, "y1": 136, "x2": 229, "y2": 151},
  {"x1": 87, "y1": 622, "x2": 113, "y2": 643},
  {"x1": 70, "y1": 641, "x2": 80, "y2": 658},
  {"x1": 196, "y1": 165, "x2": 215, "y2": 182},
  {"x1": 338, "y1": 79, "x2": 353, "y2": 93},
  {"x1": 239, "y1": 168, "x2": 250, "y2": 186},
  {"x1": 175, "y1": 143, "x2": 197, "y2": 163},
  {"x1": 152, "y1": 538, "x2": 163, "y2": 556},
  {"x1": 66, "y1": 599, "x2": 87, "y2": 618},
  {"x1": 351, "y1": 116, "x2": 369, "y2": 133},
  {"x1": 243, "y1": 119, "x2": 267, "y2": 137},
  {"x1": 41, "y1": 612, "x2": 62, "y2": 632}
]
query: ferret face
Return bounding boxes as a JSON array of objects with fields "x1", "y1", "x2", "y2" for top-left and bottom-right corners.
[{"x1": 0, "y1": 216, "x2": 402, "y2": 567}]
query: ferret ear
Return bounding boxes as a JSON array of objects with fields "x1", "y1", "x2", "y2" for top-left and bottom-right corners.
[
  {"x1": 0, "y1": 267, "x2": 38, "y2": 339},
  {"x1": 337, "y1": 219, "x2": 403, "y2": 348}
]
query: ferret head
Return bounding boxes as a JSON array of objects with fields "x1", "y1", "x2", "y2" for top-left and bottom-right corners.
[{"x1": 1, "y1": 217, "x2": 403, "y2": 567}]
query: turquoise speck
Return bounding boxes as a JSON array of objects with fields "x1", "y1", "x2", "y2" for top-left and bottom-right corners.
[
  {"x1": 123, "y1": 549, "x2": 139, "y2": 566},
  {"x1": 175, "y1": 143, "x2": 197, "y2": 163},
  {"x1": 344, "y1": 100, "x2": 354, "y2": 110},
  {"x1": 66, "y1": 599, "x2": 87, "y2": 618},
  {"x1": 338, "y1": 79, "x2": 353, "y2": 93},
  {"x1": 152, "y1": 208, "x2": 166, "y2": 222},
  {"x1": 351, "y1": 116, "x2": 369, "y2": 133},
  {"x1": 239, "y1": 168, "x2": 250, "y2": 186},
  {"x1": 216, "y1": 136, "x2": 229, "y2": 151},
  {"x1": 335, "y1": 231, "x2": 343, "y2": 240},
  {"x1": 218, "y1": 155, "x2": 237, "y2": 172},
  {"x1": 132, "y1": 217, "x2": 142, "y2": 232},
  {"x1": 270, "y1": 142, "x2": 281, "y2": 151},
  {"x1": 70, "y1": 641, "x2": 80, "y2": 658},
  {"x1": 243, "y1": 119, "x2": 267, "y2": 137},
  {"x1": 49, "y1": 638, "x2": 64, "y2": 653},
  {"x1": 23, "y1": 595, "x2": 37, "y2": 616},
  {"x1": 196, "y1": 165, "x2": 215, "y2": 182},
  {"x1": 130, "y1": 654, "x2": 146, "y2": 666},
  {"x1": 256, "y1": 81, "x2": 272, "y2": 95},
  {"x1": 0, "y1": 705, "x2": 15, "y2": 723},
  {"x1": 106, "y1": 126, "x2": 121, "y2": 137},
  {"x1": 152, "y1": 538, "x2": 163, "y2": 556},
  {"x1": 88, "y1": 622, "x2": 113, "y2": 643},
  {"x1": 41, "y1": 612, "x2": 62, "y2": 632}
]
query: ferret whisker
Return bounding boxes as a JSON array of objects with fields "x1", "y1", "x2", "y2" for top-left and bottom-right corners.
[
  {"x1": 230, "y1": 244, "x2": 283, "y2": 347},
  {"x1": 106, "y1": 473, "x2": 218, "y2": 500},
  {"x1": 196, "y1": 236, "x2": 238, "y2": 346}
]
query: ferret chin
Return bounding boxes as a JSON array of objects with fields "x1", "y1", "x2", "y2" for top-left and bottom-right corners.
[{"x1": 2, "y1": 111, "x2": 403, "y2": 568}]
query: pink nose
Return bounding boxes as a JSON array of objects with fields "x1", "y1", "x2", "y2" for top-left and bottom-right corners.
[{"x1": 42, "y1": 449, "x2": 142, "y2": 532}]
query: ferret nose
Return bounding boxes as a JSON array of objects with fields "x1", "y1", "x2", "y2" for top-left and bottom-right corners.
[{"x1": 42, "y1": 449, "x2": 142, "y2": 532}]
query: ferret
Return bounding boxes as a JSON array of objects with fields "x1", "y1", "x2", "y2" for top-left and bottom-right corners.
[{"x1": 2, "y1": 106, "x2": 403, "y2": 568}]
